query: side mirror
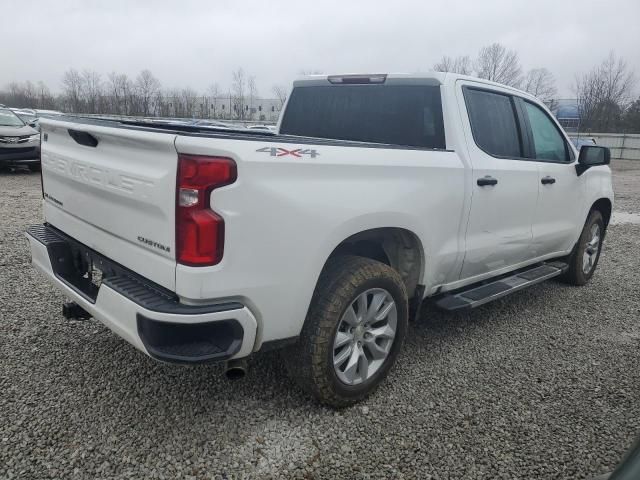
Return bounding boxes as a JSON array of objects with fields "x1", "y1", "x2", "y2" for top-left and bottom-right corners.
[{"x1": 576, "y1": 145, "x2": 610, "y2": 176}]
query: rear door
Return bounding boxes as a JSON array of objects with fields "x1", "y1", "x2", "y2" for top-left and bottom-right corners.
[
  {"x1": 40, "y1": 118, "x2": 179, "y2": 290},
  {"x1": 519, "y1": 99, "x2": 585, "y2": 256},
  {"x1": 457, "y1": 82, "x2": 539, "y2": 280}
]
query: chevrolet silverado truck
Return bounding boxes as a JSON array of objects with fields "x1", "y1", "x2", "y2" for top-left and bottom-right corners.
[{"x1": 26, "y1": 73, "x2": 613, "y2": 407}]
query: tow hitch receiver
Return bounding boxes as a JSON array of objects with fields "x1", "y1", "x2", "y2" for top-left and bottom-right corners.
[{"x1": 62, "y1": 302, "x2": 91, "y2": 320}]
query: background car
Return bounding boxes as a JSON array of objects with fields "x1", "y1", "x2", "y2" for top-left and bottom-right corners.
[
  {"x1": 571, "y1": 136, "x2": 597, "y2": 149},
  {"x1": 246, "y1": 124, "x2": 277, "y2": 132},
  {"x1": 11, "y1": 108, "x2": 40, "y2": 130},
  {"x1": 190, "y1": 119, "x2": 234, "y2": 128},
  {"x1": 0, "y1": 107, "x2": 41, "y2": 171}
]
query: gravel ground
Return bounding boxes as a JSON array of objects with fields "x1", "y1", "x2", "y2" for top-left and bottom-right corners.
[{"x1": 1, "y1": 162, "x2": 639, "y2": 479}]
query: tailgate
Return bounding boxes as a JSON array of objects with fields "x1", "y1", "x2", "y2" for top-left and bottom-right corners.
[{"x1": 39, "y1": 118, "x2": 178, "y2": 291}]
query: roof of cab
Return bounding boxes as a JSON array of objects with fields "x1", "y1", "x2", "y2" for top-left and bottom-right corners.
[
  {"x1": 293, "y1": 71, "x2": 536, "y2": 101},
  {"x1": 293, "y1": 72, "x2": 446, "y2": 87}
]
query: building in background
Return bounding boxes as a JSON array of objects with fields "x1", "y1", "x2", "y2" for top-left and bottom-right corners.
[
  {"x1": 163, "y1": 96, "x2": 282, "y2": 122},
  {"x1": 552, "y1": 99, "x2": 580, "y2": 132}
]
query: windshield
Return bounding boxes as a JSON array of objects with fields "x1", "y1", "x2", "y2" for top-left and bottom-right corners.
[
  {"x1": 15, "y1": 112, "x2": 36, "y2": 123},
  {"x1": 0, "y1": 108, "x2": 25, "y2": 127}
]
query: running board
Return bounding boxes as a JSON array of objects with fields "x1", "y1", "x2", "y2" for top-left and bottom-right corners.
[{"x1": 435, "y1": 261, "x2": 569, "y2": 311}]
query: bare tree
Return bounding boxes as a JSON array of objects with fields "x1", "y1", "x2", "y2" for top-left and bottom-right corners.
[
  {"x1": 62, "y1": 69, "x2": 83, "y2": 112},
  {"x1": 164, "y1": 88, "x2": 182, "y2": 116},
  {"x1": 106, "y1": 72, "x2": 125, "y2": 114},
  {"x1": 136, "y1": 70, "x2": 161, "y2": 116},
  {"x1": 272, "y1": 85, "x2": 288, "y2": 109},
  {"x1": 22, "y1": 81, "x2": 37, "y2": 106},
  {"x1": 623, "y1": 97, "x2": 640, "y2": 133},
  {"x1": 475, "y1": 43, "x2": 522, "y2": 87},
  {"x1": 231, "y1": 68, "x2": 247, "y2": 120},
  {"x1": 207, "y1": 83, "x2": 220, "y2": 118},
  {"x1": 124, "y1": 77, "x2": 139, "y2": 115},
  {"x1": 181, "y1": 88, "x2": 198, "y2": 117},
  {"x1": 248, "y1": 76, "x2": 258, "y2": 120},
  {"x1": 523, "y1": 68, "x2": 557, "y2": 105},
  {"x1": 575, "y1": 52, "x2": 636, "y2": 132},
  {"x1": 433, "y1": 55, "x2": 472, "y2": 75},
  {"x1": 154, "y1": 89, "x2": 168, "y2": 117},
  {"x1": 0, "y1": 66, "x2": 288, "y2": 119},
  {"x1": 36, "y1": 81, "x2": 55, "y2": 109},
  {"x1": 7, "y1": 82, "x2": 22, "y2": 104},
  {"x1": 5, "y1": 82, "x2": 31, "y2": 107},
  {"x1": 80, "y1": 70, "x2": 102, "y2": 114},
  {"x1": 0, "y1": 80, "x2": 55, "y2": 109}
]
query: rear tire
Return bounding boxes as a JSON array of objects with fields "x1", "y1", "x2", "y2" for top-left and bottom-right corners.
[
  {"x1": 285, "y1": 255, "x2": 408, "y2": 407},
  {"x1": 560, "y1": 210, "x2": 605, "y2": 286}
]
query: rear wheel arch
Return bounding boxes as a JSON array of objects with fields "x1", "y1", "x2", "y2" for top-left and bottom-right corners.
[{"x1": 324, "y1": 227, "x2": 425, "y2": 299}]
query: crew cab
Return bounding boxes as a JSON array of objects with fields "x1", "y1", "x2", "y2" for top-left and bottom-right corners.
[{"x1": 26, "y1": 73, "x2": 613, "y2": 406}]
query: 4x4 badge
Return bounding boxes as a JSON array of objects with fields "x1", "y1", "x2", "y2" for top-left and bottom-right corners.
[{"x1": 256, "y1": 147, "x2": 319, "y2": 158}]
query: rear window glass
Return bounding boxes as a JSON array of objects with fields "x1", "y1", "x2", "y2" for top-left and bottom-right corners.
[
  {"x1": 464, "y1": 88, "x2": 522, "y2": 158},
  {"x1": 280, "y1": 85, "x2": 446, "y2": 149}
]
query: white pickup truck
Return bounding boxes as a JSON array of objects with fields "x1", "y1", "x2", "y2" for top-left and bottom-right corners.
[{"x1": 27, "y1": 73, "x2": 613, "y2": 407}]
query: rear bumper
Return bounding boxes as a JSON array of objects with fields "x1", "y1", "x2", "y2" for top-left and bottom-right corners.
[{"x1": 26, "y1": 224, "x2": 257, "y2": 363}]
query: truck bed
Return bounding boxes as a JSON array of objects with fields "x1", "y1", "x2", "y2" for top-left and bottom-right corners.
[{"x1": 51, "y1": 114, "x2": 449, "y2": 152}]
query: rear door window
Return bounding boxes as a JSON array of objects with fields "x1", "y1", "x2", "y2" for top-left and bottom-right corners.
[
  {"x1": 280, "y1": 85, "x2": 445, "y2": 149},
  {"x1": 464, "y1": 88, "x2": 522, "y2": 158}
]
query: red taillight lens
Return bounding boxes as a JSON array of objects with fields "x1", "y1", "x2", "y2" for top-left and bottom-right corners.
[{"x1": 176, "y1": 154, "x2": 237, "y2": 266}]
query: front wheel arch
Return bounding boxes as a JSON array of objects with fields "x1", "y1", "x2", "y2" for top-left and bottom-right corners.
[
  {"x1": 560, "y1": 209, "x2": 605, "y2": 286},
  {"x1": 590, "y1": 198, "x2": 612, "y2": 231}
]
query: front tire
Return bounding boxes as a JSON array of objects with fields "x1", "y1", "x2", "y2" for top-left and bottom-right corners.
[
  {"x1": 285, "y1": 255, "x2": 408, "y2": 407},
  {"x1": 561, "y1": 210, "x2": 605, "y2": 286}
]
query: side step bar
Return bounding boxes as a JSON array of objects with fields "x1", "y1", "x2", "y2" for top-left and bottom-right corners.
[{"x1": 435, "y1": 261, "x2": 569, "y2": 311}]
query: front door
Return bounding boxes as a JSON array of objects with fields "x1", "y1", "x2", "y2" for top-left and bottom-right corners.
[{"x1": 519, "y1": 99, "x2": 585, "y2": 257}]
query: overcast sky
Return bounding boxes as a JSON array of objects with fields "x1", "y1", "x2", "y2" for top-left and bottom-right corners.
[{"x1": 2, "y1": 0, "x2": 639, "y2": 98}]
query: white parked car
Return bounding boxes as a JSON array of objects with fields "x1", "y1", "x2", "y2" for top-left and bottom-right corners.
[
  {"x1": 0, "y1": 107, "x2": 41, "y2": 170},
  {"x1": 570, "y1": 136, "x2": 597, "y2": 149},
  {"x1": 27, "y1": 73, "x2": 613, "y2": 406},
  {"x1": 246, "y1": 124, "x2": 277, "y2": 132}
]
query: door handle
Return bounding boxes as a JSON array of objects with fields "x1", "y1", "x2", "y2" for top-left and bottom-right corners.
[
  {"x1": 541, "y1": 176, "x2": 556, "y2": 185},
  {"x1": 477, "y1": 176, "x2": 498, "y2": 186}
]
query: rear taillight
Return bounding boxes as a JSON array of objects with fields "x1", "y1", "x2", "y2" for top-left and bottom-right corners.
[{"x1": 176, "y1": 154, "x2": 237, "y2": 266}]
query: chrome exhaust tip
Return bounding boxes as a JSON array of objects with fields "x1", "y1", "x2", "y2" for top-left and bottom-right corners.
[{"x1": 224, "y1": 359, "x2": 247, "y2": 380}]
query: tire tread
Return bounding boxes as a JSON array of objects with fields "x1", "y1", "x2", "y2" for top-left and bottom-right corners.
[
  {"x1": 285, "y1": 255, "x2": 407, "y2": 407},
  {"x1": 560, "y1": 210, "x2": 604, "y2": 286}
]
